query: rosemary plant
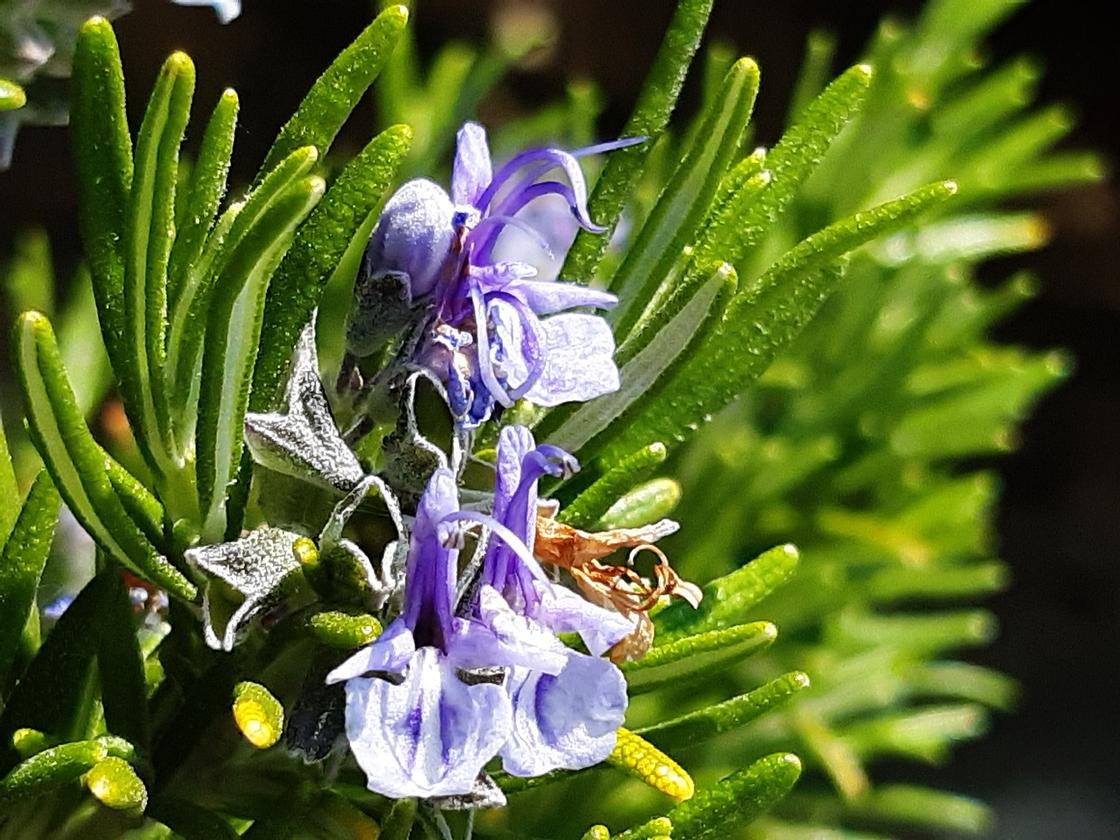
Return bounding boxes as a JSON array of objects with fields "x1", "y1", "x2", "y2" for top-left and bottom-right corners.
[{"x1": 0, "y1": 0, "x2": 1099, "y2": 837}]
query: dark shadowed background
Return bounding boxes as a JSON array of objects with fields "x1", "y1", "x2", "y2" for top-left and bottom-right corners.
[{"x1": 1, "y1": 1, "x2": 1117, "y2": 835}]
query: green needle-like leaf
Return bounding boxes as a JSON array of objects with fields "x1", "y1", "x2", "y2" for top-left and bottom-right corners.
[
  {"x1": 251, "y1": 124, "x2": 412, "y2": 414},
  {"x1": 14, "y1": 312, "x2": 196, "y2": 601},
  {"x1": 595, "y1": 478, "x2": 682, "y2": 529},
  {"x1": 0, "y1": 78, "x2": 25, "y2": 111},
  {"x1": 721, "y1": 64, "x2": 873, "y2": 269},
  {"x1": 547, "y1": 262, "x2": 736, "y2": 458},
  {"x1": 0, "y1": 571, "x2": 131, "y2": 772},
  {"x1": 70, "y1": 17, "x2": 133, "y2": 406},
  {"x1": 124, "y1": 51, "x2": 195, "y2": 473},
  {"x1": 620, "y1": 753, "x2": 803, "y2": 839},
  {"x1": 610, "y1": 57, "x2": 759, "y2": 337},
  {"x1": 168, "y1": 88, "x2": 239, "y2": 309},
  {"x1": 257, "y1": 3, "x2": 409, "y2": 180},
  {"x1": 563, "y1": 0, "x2": 715, "y2": 282},
  {"x1": 638, "y1": 672, "x2": 812, "y2": 748},
  {"x1": 601, "y1": 175, "x2": 954, "y2": 460},
  {"x1": 656, "y1": 544, "x2": 800, "y2": 642},
  {"x1": 196, "y1": 174, "x2": 325, "y2": 539},
  {"x1": 0, "y1": 474, "x2": 59, "y2": 686},
  {"x1": 0, "y1": 740, "x2": 108, "y2": 811},
  {"x1": 97, "y1": 565, "x2": 152, "y2": 752},
  {"x1": 0, "y1": 412, "x2": 18, "y2": 546},
  {"x1": 148, "y1": 798, "x2": 240, "y2": 840},
  {"x1": 170, "y1": 146, "x2": 318, "y2": 429},
  {"x1": 621, "y1": 621, "x2": 779, "y2": 694},
  {"x1": 558, "y1": 443, "x2": 667, "y2": 529}
]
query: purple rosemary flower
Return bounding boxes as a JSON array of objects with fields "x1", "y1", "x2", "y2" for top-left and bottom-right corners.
[
  {"x1": 326, "y1": 468, "x2": 511, "y2": 800},
  {"x1": 328, "y1": 426, "x2": 631, "y2": 797},
  {"x1": 447, "y1": 426, "x2": 631, "y2": 776},
  {"x1": 348, "y1": 122, "x2": 641, "y2": 428}
]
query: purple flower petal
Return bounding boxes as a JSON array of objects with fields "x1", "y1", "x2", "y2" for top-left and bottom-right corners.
[
  {"x1": 449, "y1": 586, "x2": 568, "y2": 675},
  {"x1": 499, "y1": 652, "x2": 626, "y2": 777},
  {"x1": 326, "y1": 619, "x2": 416, "y2": 683},
  {"x1": 451, "y1": 122, "x2": 493, "y2": 208},
  {"x1": 504, "y1": 278, "x2": 618, "y2": 315},
  {"x1": 344, "y1": 647, "x2": 511, "y2": 799},
  {"x1": 531, "y1": 582, "x2": 635, "y2": 656},
  {"x1": 524, "y1": 313, "x2": 620, "y2": 407}
]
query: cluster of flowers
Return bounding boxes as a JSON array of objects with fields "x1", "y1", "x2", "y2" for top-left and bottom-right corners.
[{"x1": 189, "y1": 124, "x2": 697, "y2": 802}]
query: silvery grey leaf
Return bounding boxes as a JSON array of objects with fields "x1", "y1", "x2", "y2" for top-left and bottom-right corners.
[
  {"x1": 244, "y1": 321, "x2": 365, "y2": 493},
  {"x1": 428, "y1": 772, "x2": 507, "y2": 811},
  {"x1": 185, "y1": 527, "x2": 304, "y2": 651}
]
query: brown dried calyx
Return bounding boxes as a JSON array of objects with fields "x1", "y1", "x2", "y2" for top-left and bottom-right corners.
[{"x1": 534, "y1": 510, "x2": 702, "y2": 663}]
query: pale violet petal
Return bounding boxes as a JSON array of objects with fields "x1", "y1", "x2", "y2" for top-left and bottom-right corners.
[
  {"x1": 449, "y1": 586, "x2": 567, "y2": 675},
  {"x1": 451, "y1": 122, "x2": 493, "y2": 208},
  {"x1": 525, "y1": 314, "x2": 620, "y2": 407},
  {"x1": 345, "y1": 647, "x2": 511, "y2": 799},
  {"x1": 499, "y1": 653, "x2": 626, "y2": 777},
  {"x1": 325, "y1": 619, "x2": 416, "y2": 684},
  {"x1": 505, "y1": 279, "x2": 618, "y2": 316},
  {"x1": 532, "y1": 582, "x2": 634, "y2": 656}
]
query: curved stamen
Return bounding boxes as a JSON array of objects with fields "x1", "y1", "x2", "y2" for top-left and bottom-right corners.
[
  {"x1": 442, "y1": 510, "x2": 552, "y2": 586},
  {"x1": 468, "y1": 281, "x2": 514, "y2": 409}
]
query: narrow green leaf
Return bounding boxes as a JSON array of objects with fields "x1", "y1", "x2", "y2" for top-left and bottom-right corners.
[
  {"x1": 621, "y1": 621, "x2": 778, "y2": 694},
  {"x1": 787, "y1": 31, "x2": 838, "y2": 122},
  {"x1": 595, "y1": 478, "x2": 682, "y2": 530},
  {"x1": 842, "y1": 704, "x2": 988, "y2": 764},
  {"x1": 612, "y1": 816, "x2": 673, "y2": 840},
  {"x1": 0, "y1": 740, "x2": 107, "y2": 810},
  {"x1": 168, "y1": 88, "x2": 239, "y2": 309},
  {"x1": 596, "y1": 257, "x2": 844, "y2": 461},
  {"x1": 639, "y1": 672, "x2": 812, "y2": 748},
  {"x1": 56, "y1": 266, "x2": 114, "y2": 418},
  {"x1": 13, "y1": 312, "x2": 196, "y2": 600},
  {"x1": 305, "y1": 611, "x2": 383, "y2": 650},
  {"x1": 257, "y1": 4, "x2": 409, "y2": 179},
  {"x1": 0, "y1": 571, "x2": 123, "y2": 772},
  {"x1": 379, "y1": 797, "x2": 418, "y2": 840},
  {"x1": 97, "y1": 564, "x2": 151, "y2": 751},
  {"x1": 105, "y1": 457, "x2": 166, "y2": 546},
  {"x1": 0, "y1": 412, "x2": 18, "y2": 547},
  {"x1": 610, "y1": 58, "x2": 759, "y2": 339},
  {"x1": 196, "y1": 174, "x2": 326, "y2": 539},
  {"x1": 148, "y1": 797, "x2": 240, "y2": 840},
  {"x1": 563, "y1": 0, "x2": 715, "y2": 282},
  {"x1": 867, "y1": 562, "x2": 1008, "y2": 604},
  {"x1": 787, "y1": 784, "x2": 993, "y2": 835},
  {"x1": 547, "y1": 263, "x2": 736, "y2": 458},
  {"x1": 70, "y1": 17, "x2": 133, "y2": 407},
  {"x1": 558, "y1": 443, "x2": 667, "y2": 529},
  {"x1": 827, "y1": 608, "x2": 996, "y2": 655},
  {"x1": 3, "y1": 229, "x2": 54, "y2": 317},
  {"x1": 656, "y1": 544, "x2": 800, "y2": 642},
  {"x1": 0, "y1": 473, "x2": 59, "y2": 684},
  {"x1": 123, "y1": 51, "x2": 195, "y2": 473},
  {"x1": 251, "y1": 124, "x2": 412, "y2": 414},
  {"x1": 169, "y1": 146, "x2": 317, "y2": 432},
  {"x1": 718, "y1": 64, "x2": 873, "y2": 269},
  {"x1": 622, "y1": 753, "x2": 803, "y2": 839},
  {"x1": 905, "y1": 662, "x2": 1018, "y2": 712},
  {"x1": 0, "y1": 78, "x2": 25, "y2": 111}
]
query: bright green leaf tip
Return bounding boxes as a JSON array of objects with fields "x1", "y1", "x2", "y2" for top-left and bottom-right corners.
[{"x1": 0, "y1": 79, "x2": 25, "y2": 111}]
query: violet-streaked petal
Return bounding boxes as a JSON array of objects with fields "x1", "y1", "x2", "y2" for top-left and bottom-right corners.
[
  {"x1": 498, "y1": 653, "x2": 626, "y2": 777},
  {"x1": 344, "y1": 647, "x2": 511, "y2": 799},
  {"x1": 448, "y1": 586, "x2": 567, "y2": 675},
  {"x1": 367, "y1": 179, "x2": 455, "y2": 299},
  {"x1": 504, "y1": 278, "x2": 618, "y2": 315},
  {"x1": 326, "y1": 619, "x2": 416, "y2": 684},
  {"x1": 524, "y1": 313, "x2": 620, "y2": 407},
  {"x1": 532, "y1": 582, "x2": 635, "y2": 656},
  {"x1": 451, "y1": 122, "x2": 492, "y2": 207}
]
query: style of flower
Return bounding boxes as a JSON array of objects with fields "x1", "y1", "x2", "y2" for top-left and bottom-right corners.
[
  {"x1": 170, "y1": 0, "x2": 241, "y2": 24},
  {"x1": 327, "y1": 425, "x2": 632, "y2": 799},
  {"x1": 347, "y1": 122, "x2": 642, "y2": 428}
]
